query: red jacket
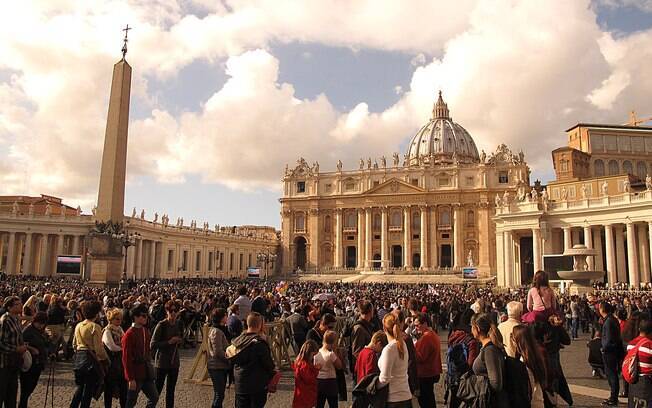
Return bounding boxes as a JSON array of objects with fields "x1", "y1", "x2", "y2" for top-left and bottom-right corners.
[
  {"x1": 293, "y1": 360, "x2": 319, "y2": 408},
  {"x1": 122, "y1": 326, "x2": 152, "y2": 382},
  {"x1": 355, "y1": 347, "x2": 379, "y2": 383},
  {"x1": 415, "y1": 329, "x2": 442, "y2": 378}
]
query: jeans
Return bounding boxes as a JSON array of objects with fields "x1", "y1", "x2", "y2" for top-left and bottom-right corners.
[
  {"x1": 571, "y1": 317, "x2": 579, "y2": 339},
  {"x1": 208, "y1": 369, "x2": 227, "y2": 408},
  {"x1": 317, "y1": 378, "x2": 338, "y2": 408},
  {"x1": 19, "y1": 366, "x2": 42, "y2": 408},
  {"x1": 234, "y1": 391, "x2": 267, "y2": 408},
  {"x1": 155, "y1": 367, "x2": 179, "y2": 408},
  {"x1": 418, "y1": 376, "x2": 437, "y2": 408},
  {"x1": 104, "y1": 371, "x2": 128, "y2": 408},
  {"x1": 603, "y1": 352, "x2": 620, "y2": 401},
  {"x1": 125, "y1": 379, "x2": 159, "y2": 408},
  {"x1": 0, "y1": 367, "x2": 19, "y2": 408},
  {"x1": 70, "y1": 369, "x2": 100, "y2": 408}
]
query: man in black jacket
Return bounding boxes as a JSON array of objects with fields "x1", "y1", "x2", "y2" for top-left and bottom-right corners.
[
  {"x1": 350, "y1": 301, "x2": 374, "y2": 383},
  {"x1": 229, "y1": 312, "x2": 275, "y2": 408},
  {"x1": 599, "y1": 301, "x2": 624, "y2": 406}
]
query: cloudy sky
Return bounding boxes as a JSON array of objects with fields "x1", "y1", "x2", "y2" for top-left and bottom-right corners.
[{"x1": 1, "y1": 0, "x2": 652, "y2": 228}]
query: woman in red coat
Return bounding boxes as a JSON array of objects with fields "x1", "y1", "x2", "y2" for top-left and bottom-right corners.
[{"x1": 293, "y1": 340, "x2": 321, "y2": 408}]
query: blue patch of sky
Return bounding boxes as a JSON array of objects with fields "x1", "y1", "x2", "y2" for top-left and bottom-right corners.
[
  {"x1": 271, "y1": 42, "x2": 418, "y2": 113},
  {"x1": 593, "y1": 1, "x2": 652, "y2": 35},
  {"x1": 125, "y1": 175, "x2": 281, "y2": 227}
]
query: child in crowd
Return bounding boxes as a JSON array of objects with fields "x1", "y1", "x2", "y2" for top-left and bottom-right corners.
[
  {"x1": 587, "y1": 325, "x2": 605, "y2": 378},
  {"x1": 354, "y1": 331, "x2": 388, "y2": 383},
  {"x1": 293, "y1": 340, "x2": 321, "y2": 408},
  {"x1": 314, "y1": 330, "x2": 343, "y2": 408}
]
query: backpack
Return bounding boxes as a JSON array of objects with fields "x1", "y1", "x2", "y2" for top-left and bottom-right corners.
[
  {"x1": 445, "y1": 340, "x2": 470, "y2": 401},
  {"x1": 622, "y1": 338, "x2": 644, "y2": 384},
  {"x1": 503, "y1": 355, "x2": 532, "y2": 408}
]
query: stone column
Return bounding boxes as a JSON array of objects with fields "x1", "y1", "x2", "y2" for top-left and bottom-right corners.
[
  {"x1": 503, "y1": 231, "x2": 513, "y2": 287},
  {"x1": 23, "y1": 233, "x2": 33, "y2": 275},
  {"x1": 453, "y1": 206, "x2": 462, "y2": 269},
  {"x1": 604, "y1": 225, "x2": 617, "y2": 285},
  {"x1": 6, "y1": 232, "x2": 16, "y2": 275},
  {"x1": 430, "y1": 206, "x2": 438, "y2": 268},
  {"x1": 334, "y1": 209, "x2": 342, "y2": 268},
  {"x1": 72, "y1": 235, "x2": 80, "y2": 256},
  {"x1": 420, "y1": 206, "x2": 428, "y2": 269},
  {"x1": 365, "y1": 208, "x2": 372, "y2": 268},
  {"x1": 149, "y1": 241, "x2": 157, "y2": 278},
  {"x1": 532, "y1": 228, "x2": 542, "y2": 273},
  {"x1": 136, "y1": 239, "x2": 144, "y2": 279},
  {"x1": 52, "y1": 234, "x2": 65, "y2": 275},
  {"x1": 127, "y1": 243, "x2": 136, "y2": 278},
  {"x1": 381, "y1": 207, "x2": 388, "y2": 268},
  {"x1": 637, "y1": 224, "x2": 650, "y2": 283},
  {"x1": 0, "y1": 233, "x2": 4, "y2": 271},
  {"x1": 403, "y1": 206, "x2": 412, "y2": 268},
  {"x1": 495, "y1": 231, "x2": 505, "y2": 286},
  {"x1": 594, "y1": 226, "x2": 604, "y2": 272},
  {"x1": 158, "y1": 243, "x2": 166, "y2": 278},
  {"x1": 563, "y1": 227, "x2": 572, "y2": 251},
  {"x1": 357, "y1": 209, "x2": 364, "y2": 269},
  {"x1": 39, "y1": 234, "x2": 49, "y2": 276},
  {"x1": 615, "y1": 225, "x2": 627, "y2": 283},
  {"x1": 626, "y1": 222, "x2": 640, "y2": 287},
  {"x1": 583, "y1": 225, "x2": 594, "y2": 270},
  {"x1": 308, "y1": 209, "x2": 320, "y2": 270}
]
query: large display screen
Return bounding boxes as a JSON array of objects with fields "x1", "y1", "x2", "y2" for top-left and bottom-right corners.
[{"x1": 56, "y1": 256, "x2": 81, "y2": 274}]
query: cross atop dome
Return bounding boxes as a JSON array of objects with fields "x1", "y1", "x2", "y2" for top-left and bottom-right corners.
[{"x1": 432, "y1": 90, "x2": 450, "y2": 119}]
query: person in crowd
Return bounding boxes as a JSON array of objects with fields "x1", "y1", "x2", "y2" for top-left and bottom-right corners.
[
  {"x1": 497, "y1": 301, "x2": 523, "y2": 358},
  {"x1": 19, "y1": 311, "x2": 49, "y2": 408},
  {"x1": 293, "y1": 339, "x2": 320, "y2": 408},
  {"x1": 207, "y1": 308, "x2": 230, "y2": 408},
  {"x1": 22, "y1": 295, "x2": 38, "y2": 322},
  {"x1": 120, "y1": 299, "x2": 133, "y2": 332},
  {"x1": 378, "y1": 312, "x2": 412, "y2": 408},
  {"x1": 570, "y1": 295, "x2": 581, "y2": 340},
  {"x1": 123, "y1": 304, "x2": 159, "y2": 408},
  {"x1": 354, "y1": 331, "x2": 387, "y2": 383},
  {"x1": 511, "y1": 325, "x2": 547, "y2": 408},
  {"x1": 227, "y1": 304, "x2": 243, "y2": 339},
  {"x1": 525, "y1": 270, "x2": 557, "y2": 323},
  {"x1": 102, "y1": 307, "x2": 127, "y2": 408},
  {"x1": 470, "y1": 313, "x2": 509, "y2": 408},
  {"x1": 587, "y1": 326, "x2": 605, "y2": 378},
  {"x1": 599, "y1": 301, "x2": 624, "y2": 407},
  {"x1": 287, "y1": 305, "x2": 310, "y2": 350},
  {"x1": 71, "y1": 300, "x2": 109, "y2": 408},
  {"x1": 627, "y1": 316, "x2": 652, "y2": 407},
  {"x1": 350, "y1": 300, "x2": 374, "y2": 383},
  {"x1": 151, "y1": 300, "x2": 183, "y2": 408},
  {"x1": 229, "y1": 312, "x2": 276, "y2": 408},
  {"x1": 307, "y1": 313, "x2": 336, "y2": 345},
  {"x1": 234, "y1": 286, "x2": 252, "y2": 323},
  {"x1": 414, "y1": 313, "x2": 442, "y2": 408},
  {"x1": 0, "y1": 296, "x2": 28, "y2": 408},
  {"x1": 46, "y1": 295, "x2": 67, "y2": 358},
  {"x1": 621, "y1": 310, "x2": 643, "y2": 398},
  {"x1": 251, "y1": 288, "x2": 268, "y2": 318},
  {"x1": 314, "y1": 330, "x2": 342, "y2": 408}
]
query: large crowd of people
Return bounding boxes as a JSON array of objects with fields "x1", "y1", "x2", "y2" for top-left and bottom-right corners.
[{"x1": 0, "y1": 272, "x2": 650, "y2": 408}]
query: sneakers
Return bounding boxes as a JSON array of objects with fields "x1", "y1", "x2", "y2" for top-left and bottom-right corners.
[{"x1": 601, "y1": 398, "x2": 618, "y2": 406}]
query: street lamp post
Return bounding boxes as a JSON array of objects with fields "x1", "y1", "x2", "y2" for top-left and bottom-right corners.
[
  {"x1": 113, "y1": 230, "x2": 140, "y2": 284},
  {"x1": 257, "y1": 250, "x2": 277, "y2": 280}
]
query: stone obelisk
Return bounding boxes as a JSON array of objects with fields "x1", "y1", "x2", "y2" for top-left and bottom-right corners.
[{"x1": 88, "y1": 27, "x2": 133, "y2": 286}]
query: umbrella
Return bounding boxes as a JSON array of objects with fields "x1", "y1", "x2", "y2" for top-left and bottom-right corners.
[{"x1": 312, "y1": 293, "x2": 335, "y2": 301}]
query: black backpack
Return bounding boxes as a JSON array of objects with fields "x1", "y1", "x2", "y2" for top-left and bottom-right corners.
[{"x1": 444, "y1": 340, "x2": 470, "y2": 402}]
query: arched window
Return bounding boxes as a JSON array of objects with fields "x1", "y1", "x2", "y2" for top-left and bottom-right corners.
[
  {"x1": 412, "y1": 212, "x2": 420, "y2": 230},
  {"x1": 608, "y1": 160, "x2": 619, "y2": 175},
  {"x1": 295, "y1": 213, "x2": 305, "y2": 232},
  {"x1": 440, "y1": 209, "x2": 451, "y2": 226},
  {"x1": 623, "y1": 160, "x2": 633, "y2": 175},
  {"x1": 636, "y1": 161, "x2": 647, "y2": 178},
  {"x1": 467, "y1": 210, "x2": 475, "y2": 226},
  {"x1": 345, "y1": 212, "x2": 356, "y2": 228},
  {"x1": 594, "y1": 159, "x2": 605, "y2": 177},
  {"x1": 324, "y1": 215, "x2": 331, "y2": 233},
  {"x1": 390, "y1": 210, "x2": 402, "y2": 227}
]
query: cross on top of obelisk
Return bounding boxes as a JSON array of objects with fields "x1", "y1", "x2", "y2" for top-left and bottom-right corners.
[{"x1": 121, "y1": 24, "x2": 132, "y2": 59}]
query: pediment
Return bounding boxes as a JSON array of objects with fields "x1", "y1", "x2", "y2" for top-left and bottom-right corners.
[{"x1": 365, "y1": 178, "x2": 425, "y2": 195}]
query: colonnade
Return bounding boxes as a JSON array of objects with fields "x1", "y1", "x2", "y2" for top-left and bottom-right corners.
[
  {"x1": 498, "y1": 221, "x2": 652, "y2": 287},
  {"x1": 0, "y1": 231, "x2": 84, "y2": 276}
]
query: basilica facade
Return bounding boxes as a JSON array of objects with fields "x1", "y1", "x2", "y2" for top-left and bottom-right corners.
[{"x1": 280, "y1": 93, "x2": 529, "y2": 277}]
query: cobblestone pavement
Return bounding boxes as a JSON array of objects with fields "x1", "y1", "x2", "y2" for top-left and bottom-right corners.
[{"x1": 27, "y1": 330, "x2": 618, "y2": 407}]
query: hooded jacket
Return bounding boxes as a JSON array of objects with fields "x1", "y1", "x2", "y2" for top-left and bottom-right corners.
[{"x1": 228, "y1": 332, "x2": 275, "y2": 394}]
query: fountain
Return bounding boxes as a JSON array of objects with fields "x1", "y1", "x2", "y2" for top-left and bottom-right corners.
[{"x1": 556, "y1": 244, "x2": 604, "y2": 294}]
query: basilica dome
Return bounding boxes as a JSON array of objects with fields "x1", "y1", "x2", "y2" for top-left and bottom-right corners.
[{"x1": 405, "y1": 92, "x2": 479, "y2": 164}]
